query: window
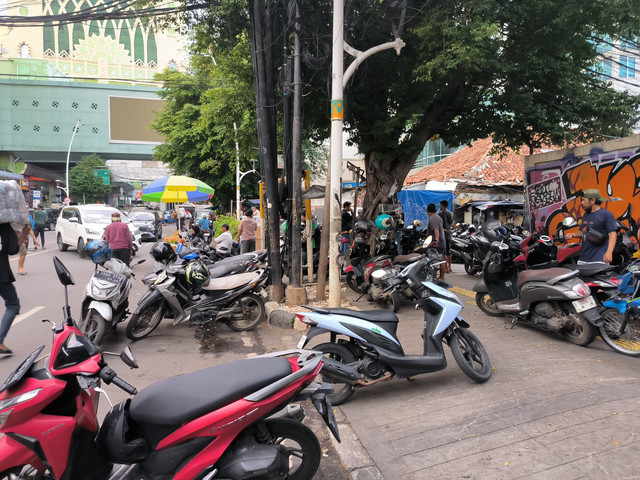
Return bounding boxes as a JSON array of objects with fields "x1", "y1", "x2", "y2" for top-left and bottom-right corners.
[
  {"x1": 168, "y1": 60, "x2": 177, "y2": 70},
  {"x1": 620, "y1": 55, "x2": 636, "y2": 78},
  {"x1": 19, "y1": 43, "x2": 30, "y2": 58},
  {"x1": 594, "y1": 59, "x2": 613, "y2": 81}
]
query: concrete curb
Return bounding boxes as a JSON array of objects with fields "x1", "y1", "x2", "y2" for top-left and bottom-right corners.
[{"x1": 264, "y1": 295, "x2": 385, "y2": 479}]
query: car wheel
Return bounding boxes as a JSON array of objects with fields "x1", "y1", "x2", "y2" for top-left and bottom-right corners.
[
  {"x1": 77, "y1": 238, "x2": 86, "y2": 259},
  {"x1": 57, "y1": 233, "x2": 68, "y2": 252}
]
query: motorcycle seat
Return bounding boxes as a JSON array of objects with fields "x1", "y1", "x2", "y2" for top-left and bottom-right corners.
[
  {"x1": 393, "y1": 253, "x2": 424, "y2": 265},
  {"x1": 129, "y1": 357, "x2": 292, "y2": 430},
  {"x1": 517, "y1": 267, "x2": 576, "y2": 288},
  {"x1": 323, "y1": 308, "x2": 400, "y2": 336},
  {"x1": 563, "y1": 263, "x2": 616, "y2": 276},
  {"x1": 201, "y1": 271, "x2": 260, "y2": 291},
  {"x1": 208, "y1": 261, "x2": 247, "y2": 279}
]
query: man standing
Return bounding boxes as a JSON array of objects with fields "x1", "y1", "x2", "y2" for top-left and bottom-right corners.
[
  {"x1": 340, "y1": 201, "x2": 353, "y2": 257},
  {"x1": 238, "y1": 208, "x2": 257, "y2": 253},
  {"x1": 426, "y1": 203, "x2": 446, "y2": 280},
  {"x1": 565, "y1": 189, "x2": 617, "y2": 264},
  {"x1": 32, "y1": 205, "x2": 47, "y2": 249},
  {"x1": 438, "y1": 200, "x2": 454, "y2": 273},
  {"x1": 104, "y1": 212, "x2": 133, "y2": 266}
]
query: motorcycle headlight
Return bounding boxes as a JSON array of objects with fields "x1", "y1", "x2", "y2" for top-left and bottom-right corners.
[{"x1": 0, "y1": 389, "x2": 41, "y2": 414}]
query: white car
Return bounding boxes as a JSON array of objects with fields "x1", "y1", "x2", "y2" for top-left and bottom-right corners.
[{"x1": 55, "y1": 204, "x2": 142, "y2": 259}]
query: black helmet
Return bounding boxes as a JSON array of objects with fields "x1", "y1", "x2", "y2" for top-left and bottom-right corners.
[
  {"x1": 355, "y1": 220, "x2": 373, "y2": 234},
  {"x1": 151, "y1": 242, "x2": 177, "y2": 264},
  {"x1": 186, "y1": 260, "x2": 210, "y2": 286},
  {"x1": 482, "y1": 219, "x2": 502, "y2": 242}
]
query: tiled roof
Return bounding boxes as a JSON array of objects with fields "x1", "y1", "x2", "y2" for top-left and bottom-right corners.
[{"x1": 404, "y1": 138, "x2": 528, "y2": 187}]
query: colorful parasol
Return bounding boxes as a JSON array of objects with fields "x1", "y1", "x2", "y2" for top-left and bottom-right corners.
[{"x1": 141, "y1": 175, "x2": 214, "y2": 203}]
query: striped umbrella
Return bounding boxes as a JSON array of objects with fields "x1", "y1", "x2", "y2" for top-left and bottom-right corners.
[{"x1": 141, "y1": 175, "x2": 214, "y2": 203}]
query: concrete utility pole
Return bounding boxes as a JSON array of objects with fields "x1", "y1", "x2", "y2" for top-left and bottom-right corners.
[{"x1": 328, "y1": 3, "x2": 406, "y2": 307}]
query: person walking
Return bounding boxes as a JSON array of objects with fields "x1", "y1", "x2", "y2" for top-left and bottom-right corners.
[
  {"x1": 238, "y1": 208, "x2": 257, "y2": 253},
  {"x1": 0, "y1": 223, "x2": 22, "y2": 354},
  {"x1": 32, "y1": 205, "x2": 47, "y2": 249},
  {"x1": 103, "y1": 212, "x2": 133, "y2": 266},
  {"x1": 438, "y1": 200, "x2": 454, "y2": 273},
  {"x1": 341, "y1": 201, "x2": 353, "y2": 257},
  {"x1": 14, "y1": 223, "x2": 38, "y2": 275},
  {"x1": 565, "y1": 189, "x2": 617, "y2": 264},
  {"x1": 426, "y1": 203, "x2": 446, "y2": 281}
]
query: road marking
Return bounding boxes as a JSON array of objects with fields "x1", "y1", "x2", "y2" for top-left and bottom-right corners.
[
  {"x1": 14, "y1": 306, "x2": 45, "y2": 325},
  {"x1": 449, "y1": 286, "x2": 475, "y2": 299}
]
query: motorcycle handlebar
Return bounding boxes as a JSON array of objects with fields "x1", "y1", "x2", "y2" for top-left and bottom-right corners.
[{"x1": 99, "y1": 366, "x2": 138, "y2": 395}]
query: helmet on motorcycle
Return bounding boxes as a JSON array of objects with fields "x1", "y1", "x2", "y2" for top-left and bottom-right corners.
[
  {"x1": 186, "y1": 260, "x2": 210, "y2": 286},
  {"x1": 86, "y1": 240, "x2": 111, "y2": 264},
  {"x1": 354, "y1": 219, "x2": 373, "y2": 234},
  {"x1": 375, "y1": 214, "x2": 393, "y2": 230},
  {"x1": 151, "y1": 241, "x2": 177, "y2": 264},
  {"x1": 413, "y1": 220, "x2": 422, "y2": 229},
  {"x1": 482, "y1": 219, "x2": 502, "y2": 242}
]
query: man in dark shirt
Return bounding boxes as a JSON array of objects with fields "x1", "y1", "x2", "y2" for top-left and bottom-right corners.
[
  {"x1": 340, "y1": 201, "x2": 352, "y2": 257},
  {"x1": 565, "y1": 189, "x2": 617, "y2": 264},
  {"x1": 0, "y1": 223, "x2": 22, "y2": 354},
  {"x1": 438, "y1": 200, "x2": 454, "y2": 273},
  {"x1": 427, "y1": 203, "x2": 446, "y2": 280}
]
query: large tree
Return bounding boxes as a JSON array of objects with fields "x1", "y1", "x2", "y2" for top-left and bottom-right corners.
[{"x1": 69, "y1": 154, "x2": 111, "y2": 204}]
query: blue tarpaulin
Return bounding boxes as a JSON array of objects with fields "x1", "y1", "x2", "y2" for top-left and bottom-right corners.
[{"x1": 397, "y1": 190, "x2": 455, "y2": 228}]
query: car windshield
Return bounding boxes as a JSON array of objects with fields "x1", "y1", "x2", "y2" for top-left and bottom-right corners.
[
  {"x1": 82, "y1": 210, "x2": 117, "y2": 224},
  {"x1": 129, "y1": 212, "x2": 155, "y2": 221}
]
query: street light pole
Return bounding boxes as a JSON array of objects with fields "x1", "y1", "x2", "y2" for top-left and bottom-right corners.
[{"x1": 65, "y1": 119, "x2": 83, "y2": 202}]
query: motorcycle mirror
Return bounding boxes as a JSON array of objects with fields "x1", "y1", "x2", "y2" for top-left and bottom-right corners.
[
  {"x1": 53, "y1": 256, "x2": 75, "y2": 286},
  {"x1": 562, "y1": 217, "x2": 577, "y2": 228},
  {"x1": 120, "y1": 346, "x2": 139, "y2": 369}
]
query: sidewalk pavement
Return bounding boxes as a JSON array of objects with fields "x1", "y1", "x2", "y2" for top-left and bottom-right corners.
[{"x1": 264, "y1": 263, "x2": 640, "y2": 480}]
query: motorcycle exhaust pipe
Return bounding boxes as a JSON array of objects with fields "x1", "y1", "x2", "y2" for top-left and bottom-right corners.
[{"x1": 321, "y1": 357, "x2": 361, "y2": 385}]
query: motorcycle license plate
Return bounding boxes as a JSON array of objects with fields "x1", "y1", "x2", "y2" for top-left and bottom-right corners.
[
  {"x1": 259, "y1": 288, "x2": 268, "y2": 298},
  {"x1": 297, "y1": 335, "x2": 307, "y2": 349},
  {"x1": 154, "y1": 271, "x2": 168, "y2": 285},
  {"x1": 573, "y1": 295, "x2": 597, "y2": 313}
]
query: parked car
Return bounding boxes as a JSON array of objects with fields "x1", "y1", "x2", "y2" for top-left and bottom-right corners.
[
  {"x1": 127, "y1": 209, "x2": 163, "y2": 241},
  {"x1": 55, "y1": 204, "x2": 142, "y2": 259},
  {"x1": 45, "y1": 207, "x2": 61, "y2": 230}
]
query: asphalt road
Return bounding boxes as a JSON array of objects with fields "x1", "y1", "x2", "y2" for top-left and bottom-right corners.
[{"x1": 0, "y1": 227, "x2": 348, "y2": 480}]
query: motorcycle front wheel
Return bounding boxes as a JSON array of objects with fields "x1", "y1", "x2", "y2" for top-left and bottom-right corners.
[
  {"x1": 263, "y1": 418, "x2": 321, "y2": 480},
  {"x1": 599, "y1": 310, "x2": 640, "y2": 356},
  {"x1": 314, "y1": 342, "x2": 357, "y2": 405},
  {"x1": 560, "y1": 313, "x2": 596, "y2": 346},
  {"x1": 78, "y1": 310, "x2": 107, "y2": 345},
  {"x1": 388, "y1": 290, "x2": 402, "y2": 313},
  {"x1": 475, "y1": 292, "x2": 505, "y2": 317},
  {"x1": 449, "y1": 329, "x2": 492, "y2": 382},
  {"x1": 126, "y1": 302, "x2": 165, "y2": 340},
  {"x1": 464, "y1": 262, "x2": 478, "y2": 276},
  {"x1": 226, "y1": 293, "x2": 266, "y2": 331}
]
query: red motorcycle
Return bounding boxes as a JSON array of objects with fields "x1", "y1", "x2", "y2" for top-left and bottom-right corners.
[{"x1": 0, "y1": 256, "x2": 356, "y2": 480}]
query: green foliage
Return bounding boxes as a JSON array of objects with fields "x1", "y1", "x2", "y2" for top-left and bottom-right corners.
[
  {"x1": 213, "y1": 214, "x2": 240, "y2": 241},
  {"x1": 68, "y1": 153, "x2": 111, "y2": 204}
]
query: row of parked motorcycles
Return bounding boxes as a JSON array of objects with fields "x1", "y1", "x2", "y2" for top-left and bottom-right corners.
[
  {"x1": 458, "y1": 218, "x2": 640, "y2": 356},
  {"x1": 77, "y1": 233, "x2": 270, "y2": 345}
]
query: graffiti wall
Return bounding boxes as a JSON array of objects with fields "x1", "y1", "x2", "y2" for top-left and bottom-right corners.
[{"x1": 525, "y1": 137, "x2": 640, "y2": 236}]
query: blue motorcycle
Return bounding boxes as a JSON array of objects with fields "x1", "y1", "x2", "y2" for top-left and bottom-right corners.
[
  {"x1": 601, "y1": 261, "x2": 640, "y2": 356},
  {"x1": 296, "y1": 254, "x2": 492, "y2": 405}
]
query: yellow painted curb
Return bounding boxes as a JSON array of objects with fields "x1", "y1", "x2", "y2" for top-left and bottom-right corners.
[{"x1": 449, "y1": 286, "x2": 476, "y2": 299}]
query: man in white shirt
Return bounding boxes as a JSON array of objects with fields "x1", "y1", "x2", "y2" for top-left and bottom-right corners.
[{"x1": 213, "y1": 223, "x2": 233, "y2": 253}]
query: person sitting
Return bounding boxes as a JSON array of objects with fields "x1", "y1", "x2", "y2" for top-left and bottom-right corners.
[{"x1": 213, "y1": 224, "x2": 233, "y2": 254}]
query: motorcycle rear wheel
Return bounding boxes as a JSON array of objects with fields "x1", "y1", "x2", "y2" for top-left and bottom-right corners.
[
  {"x1": 263, "y1": 418, "x2": 321, "y2": 480},
  {"x1": 346, "y1": 271, "x2": 361, "y2": 293},
  {"x1": 314, "y1": 342, "x2": 356, "y2": 405},
  {"x1": 449, "y1": 329, "x2": 492, "y2": 382},
  {"x1": 560, "y1": 314, "x2": 596, "y2": 346},
  {"x1": 599, "y1": 310, "x2": 640, "y2": 356},
  {"x1": 226, "y1": 293, "x2": 266, "y2": 331},
  {"x1": 388, "y1": 291, "x2": 402, "y2": 313},
  {"x1": 475, "y1": 292, "x2": 505, "y2": 317},
  {"x1": 126, "y1": 302, "x2": 164, "y2": 340},
  {"x1": 78, "y1": 310, "x2": 107, "y2": 345},
  {"x1": 0, "y1": 466, "x2": 54, "y2": 479}
]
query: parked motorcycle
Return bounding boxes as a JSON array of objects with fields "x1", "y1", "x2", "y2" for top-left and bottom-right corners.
[
  {"x1": 450, "y1": 223, "x2": 475, "y2": 264},
  {"x1": 126, "y1": 256, "x2": 269, "y2": 341},
  {"x1": 296, "y1": 254, "x2": 492, "y2": 405},
  {"x1": 78, "y1": 240, "x2": 145, "y2": 345},
  {"x1": 0, "y1": 256, "x2": 355, "y2": 479},
  {"x1": 473, "y1": 236, "x2": 602, "y2": 346},
  {"x1": 344, "y1": 220, "x2": 393, "y2": 293},
  {"x1": 599, "y1": 260, "x2": 640, "y2": 356}
]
